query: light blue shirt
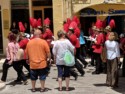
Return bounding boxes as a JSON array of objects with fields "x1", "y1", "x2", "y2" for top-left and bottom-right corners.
[{"x1": 79, "y1": 31, "x2": 85, "y2": 45}]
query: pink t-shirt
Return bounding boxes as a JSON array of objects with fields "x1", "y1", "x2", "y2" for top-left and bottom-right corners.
[{"x1": 6, "y1": 42, "x2": 19, "y2": 61}]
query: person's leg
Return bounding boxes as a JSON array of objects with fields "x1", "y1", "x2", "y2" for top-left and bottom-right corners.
[
  {"x1": 111, "y1": 58, "x2": 118, "y2": 87},
  {"x1": 22, "y1": 59, "x2": 30, "y2": 73},
  {"x1": 106, "y1": 60, "x2": 111, "y2": 86},
  {"x1": 76, "y1": 48, "x2": 88, "y2": 67},
  {"x1": 13, "y1": 61, "x2": 27, "y2": 83},
  {"x1": 57, "y1": 65, "x2": 63, "y2": 91},
  {"x1": 69, "y1": 68, "x2": 78, "y2": 80},
  {"x1": 39, "y1": 69, "x2": 47, "y2": 92},
  {"x1": 40, "y1": 80, "x2": 45, "y2": 90},
  {"x1": 122, "y1": 55, "x2": 125, "y2": 77},
  {"x1": 1, "y1": 59, "x2": 12, "y2": 82},
  {"x1": 64, "y1": 66, "x2": 70, "y2": 91},
  {"x1": 75, "y1": 60, "x2": 85, "y2": 76},
  {"x1": 30, "y1": 69, "x2": 38, "y2": 91},
  {"x1": 31, "y1": 80, "x2": 36, "y2": 90},
  {"x1": 65, "y1": 77, "x2": 70, "y2": 90}
]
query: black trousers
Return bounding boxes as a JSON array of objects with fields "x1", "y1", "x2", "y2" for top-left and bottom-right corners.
[
  {"x1": 93, "y1": 53, "x2": 103, "y2": 73},
  {"x1": 69, "y1": 68, "x2": 78, "y2": 78},
  {"x1": 13, "y1": 60, "x2": 27, "y2": 81},
  {"x1": 21, "y1": 59, "x2": 30, "y2": 73},
  {"x1": 1, "y1": 59, "x2": 27, "y2": 82},
  {"x1": 1, "y1": 59, "x2": 12, "y2": 82},
  {"x1": 122, "y1": 55, "x2": 125, "y2": 77},
  {"x1": 75, "y1": 60, "x2": 85, "y2": 75},
  {"x1": 76, "y1": 48, "x2": 87, "y2": 66}
]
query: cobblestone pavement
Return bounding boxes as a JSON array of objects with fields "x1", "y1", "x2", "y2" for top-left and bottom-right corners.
[{"x1": 0, "y1": 59, "x2": 125, "y2": 94}]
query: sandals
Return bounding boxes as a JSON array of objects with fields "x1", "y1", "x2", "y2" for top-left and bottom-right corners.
[
  {"x1": 40, "y1": 88, "x2": 45, "y2": 92},
  {"x1": 66, "y1": 88, "x2": 69, "y2": 91},
  {"x1": 58, "y1": 88, "x2": 62, "y2": 91},
  {"x1": 31, "y1": 89, "x2": 36, "y2": 92}
]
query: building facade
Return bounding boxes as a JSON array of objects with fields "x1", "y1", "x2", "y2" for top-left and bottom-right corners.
[{"x1": 0, "y1": 0, "x2": 125, "y2": 55}]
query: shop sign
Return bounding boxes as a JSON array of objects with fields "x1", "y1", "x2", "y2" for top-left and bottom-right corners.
[
  {"x1": 72, "y1": 0, "x2": 91, "y2": 4},
  {"x1": 104, "y1": 0, "x2": 117, "y2": 3},
  {"x1": 80, "y1": 8, "x2": 125, "y2": 17}
]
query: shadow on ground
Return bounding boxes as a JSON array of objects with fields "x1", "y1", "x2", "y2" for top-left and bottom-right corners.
[
  {"x1": 6, "y1": 81, "x2": 23, "y2": 86},
  {"x1": 28, "y1": 87, "x2": 52, "y2": 92},
  {"x1": 112, "y1": 77, "x2": 125, "y2": 94},
  {"x1": 55, "y1": 86, "x2": 75, "y2": 91},
  {"x1": 93, "y1": 76, "x2": 125, "y2": 94}
]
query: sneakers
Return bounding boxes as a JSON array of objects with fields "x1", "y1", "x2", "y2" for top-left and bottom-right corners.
[
  {"x1": 0, "y1": 80, "x2": 6, "y2": 90},
  {"x1": 92, "y1": 71, "x2": 100, "y2": 75}
]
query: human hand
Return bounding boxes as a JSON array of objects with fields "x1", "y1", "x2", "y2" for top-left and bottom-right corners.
[{"x1": 8, "y1": 60, "x2": 13, "y2": 65}]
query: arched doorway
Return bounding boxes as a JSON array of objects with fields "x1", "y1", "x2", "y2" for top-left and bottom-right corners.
[
  {"x1": 79, "y1": 4, "x2": 125, "y2": 36},
  {"x1": 80, "y1": 8, "x2": 96, "y2": 36}
]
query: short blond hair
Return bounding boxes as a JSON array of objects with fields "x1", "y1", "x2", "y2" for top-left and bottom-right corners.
[
  {"x1": 108, "y1": 32, "x2": 116, "y2": 41},
  {"x1": 57, "y1": 30, "x2": 66, "y2": 39}
]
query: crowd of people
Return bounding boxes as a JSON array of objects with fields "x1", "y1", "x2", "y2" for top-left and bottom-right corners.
[{"x1": 0, "y1": 16, "x2": 125, "y2": 92}]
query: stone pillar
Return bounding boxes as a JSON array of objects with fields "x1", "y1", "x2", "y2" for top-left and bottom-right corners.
[
  {"x1": 53, "y1": 0, "x2": 64, "y2": 38},
  {"x1": 0, "y1": 0, "x2": 11, "y2": 54}
]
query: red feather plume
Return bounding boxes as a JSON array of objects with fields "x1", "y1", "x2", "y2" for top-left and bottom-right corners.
[
  {"x1": 44, "y1": 18, "x2": 50, "y2": 26},
  {"x1": 19, "y1": 22, "x2": 25, "y2": 32},
  {"x1": 109, "y1": 19, "x2": 115, "y2": 29},
  {"x1": 37, "y1": 18, "x2": 42, "y2": 27}
]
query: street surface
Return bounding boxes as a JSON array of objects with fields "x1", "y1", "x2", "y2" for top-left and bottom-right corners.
[{"x1": 0, "y1": 59, "x2": 125, "y2": 94}]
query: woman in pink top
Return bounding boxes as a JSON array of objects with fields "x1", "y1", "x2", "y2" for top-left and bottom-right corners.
[{"x1": 0, "y1": 33, "x2": 27, "y2": 84}]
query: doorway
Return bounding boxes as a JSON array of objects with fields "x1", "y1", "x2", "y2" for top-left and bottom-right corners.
[{"x1": 32, "y1": 6, "x2": 53, "y2": 32}]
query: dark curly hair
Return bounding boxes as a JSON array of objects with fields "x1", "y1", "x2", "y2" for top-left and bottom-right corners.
[{"x1": 7, "y1": 32, "x2": 17, "y2": 41}]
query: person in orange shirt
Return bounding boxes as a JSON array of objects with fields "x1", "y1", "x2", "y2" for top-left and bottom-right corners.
[{"x1": 26, "y1": 29, "x2": 51, "y2": 92}]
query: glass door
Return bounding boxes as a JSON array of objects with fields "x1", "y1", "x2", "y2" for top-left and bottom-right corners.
[{"x1": 32, "y1": 6, "x2": 53, "y2": 31}]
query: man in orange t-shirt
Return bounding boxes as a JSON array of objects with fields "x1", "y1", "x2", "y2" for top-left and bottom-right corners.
[{"x1": 26, "y1": 29, "x2": 51, "y2": 92}]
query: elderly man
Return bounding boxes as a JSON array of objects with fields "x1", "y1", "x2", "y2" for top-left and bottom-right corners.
[{"x1": 26, "y1": 29, "x2": 51, "y2": 92}]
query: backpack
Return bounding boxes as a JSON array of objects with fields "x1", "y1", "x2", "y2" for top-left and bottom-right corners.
[{"x1": 63, "y1": 50, "x2": 75, "y2": 66}]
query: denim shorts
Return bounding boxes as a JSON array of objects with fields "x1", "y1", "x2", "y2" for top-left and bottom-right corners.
[
  {"x1": 57, "y1": 65, "x2": 70, "y2": 77},
  {"x1": 30, "y1": 68, "x2": 47, "y2": 80}
]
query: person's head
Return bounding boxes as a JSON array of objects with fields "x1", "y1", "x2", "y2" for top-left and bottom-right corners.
[
  {"x1": 57, "y1": 30, "x2": 66, "y2": 39},
  {"x1": 12, "y1": 21, "x2": 16, "y2": 26},
  {"x1": 104, "y1": 26, "x2": 111, "y2": 33},
  {"x1": 108, "y1": 32, "x2": 116, "y2": 41},
  {"x1": 19, "y1": 32, "x2": 26, "y2": 40},
  {"x1": 68, "y1": 28, "x2": 74, "y2": 35},
  {"x1": 34, "y1": 29, "x2": 42, "y2": 38},
  {"x1": 11, "y1": 29, "x2": 19, "y2": 35},
  {"x1": 37, "y1": 27, "x2": 43, "y2": 33},
  {"x1": 7, "y1": 32, "x2": 17, "y2": 42}
]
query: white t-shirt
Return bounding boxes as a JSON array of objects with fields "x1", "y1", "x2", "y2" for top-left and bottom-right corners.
[{"x1": 52, "y1": 39, "x2": 75, "y2": 65}]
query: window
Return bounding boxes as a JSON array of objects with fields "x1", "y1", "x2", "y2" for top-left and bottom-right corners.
[{"x1": 32, "y1": 0, "x2": 52, "y2": 6}]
